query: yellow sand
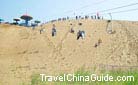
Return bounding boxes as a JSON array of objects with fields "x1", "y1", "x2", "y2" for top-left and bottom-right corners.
[{"x1": 0, "y1": 19, "x2": 138, "y2": 85}]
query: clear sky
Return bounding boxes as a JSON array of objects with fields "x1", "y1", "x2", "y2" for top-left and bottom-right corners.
[{"x1": 1, "y1": 0, "x2": 138, "y2": 23}]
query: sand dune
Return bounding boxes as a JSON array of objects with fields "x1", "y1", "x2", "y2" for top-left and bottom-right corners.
[{"x1": 0, "y1": 19, "x2": 138, "y2": 85}]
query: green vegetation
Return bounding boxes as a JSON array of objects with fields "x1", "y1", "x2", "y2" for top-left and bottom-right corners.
[{"x1": 30, "y1": 70, "x2": 138, "y2": 85}]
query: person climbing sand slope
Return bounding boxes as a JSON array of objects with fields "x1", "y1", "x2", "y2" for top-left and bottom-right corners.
[{"x1": 52, "y1": 24, "x2": 57, "y2": 37}]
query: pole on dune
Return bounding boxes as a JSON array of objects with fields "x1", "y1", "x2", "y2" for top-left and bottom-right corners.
[
  {"x1": 109, "y1": 13, "x2": 113, "y2": 29},
  {"x1": 109, "y1": 13, "x2": 112, "y2": 20},
  {"x1": 107, "y1": 13, "x2": 113, "y2": 34}
]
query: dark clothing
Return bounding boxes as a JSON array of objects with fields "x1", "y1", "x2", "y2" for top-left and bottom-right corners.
[
  {"x1": 70, "y1": 28, "x2": 75, "y2": 33},
  {"x1": 52, "y1": 28, "x2": 56, "y2": 36},
  {"x1": 77, "y1": 30, "x2": 85, "y2": 40}
]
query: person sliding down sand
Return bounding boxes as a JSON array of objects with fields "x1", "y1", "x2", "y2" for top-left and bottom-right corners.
[
  {"x1": 70, "y1": 28, "x2": 75, "y2": 33},
  {"x1": 52, "y1": 24, "x2": 57, "y2": 37},
  {"x1": 39, "y1": 25, "x2": 46, "y2": 34},
  {"x1": 40, "y1": 28, "x2": 45, "y2": 34},
  {"x1": 77, "y1": 30, "x2": 85, "y2": 40},
  {"x1": 70, "y1": 23, "x2": 75, "y2": 33}
]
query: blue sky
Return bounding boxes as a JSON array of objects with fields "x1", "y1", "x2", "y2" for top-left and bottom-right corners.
[{"x1": 1, "y1": 0, "x2": 138, "y2": 23}]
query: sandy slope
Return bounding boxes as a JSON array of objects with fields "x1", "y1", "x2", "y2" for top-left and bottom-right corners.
[{"x1": 0, "y1": 19, "x2": 138, "y2": 85}]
